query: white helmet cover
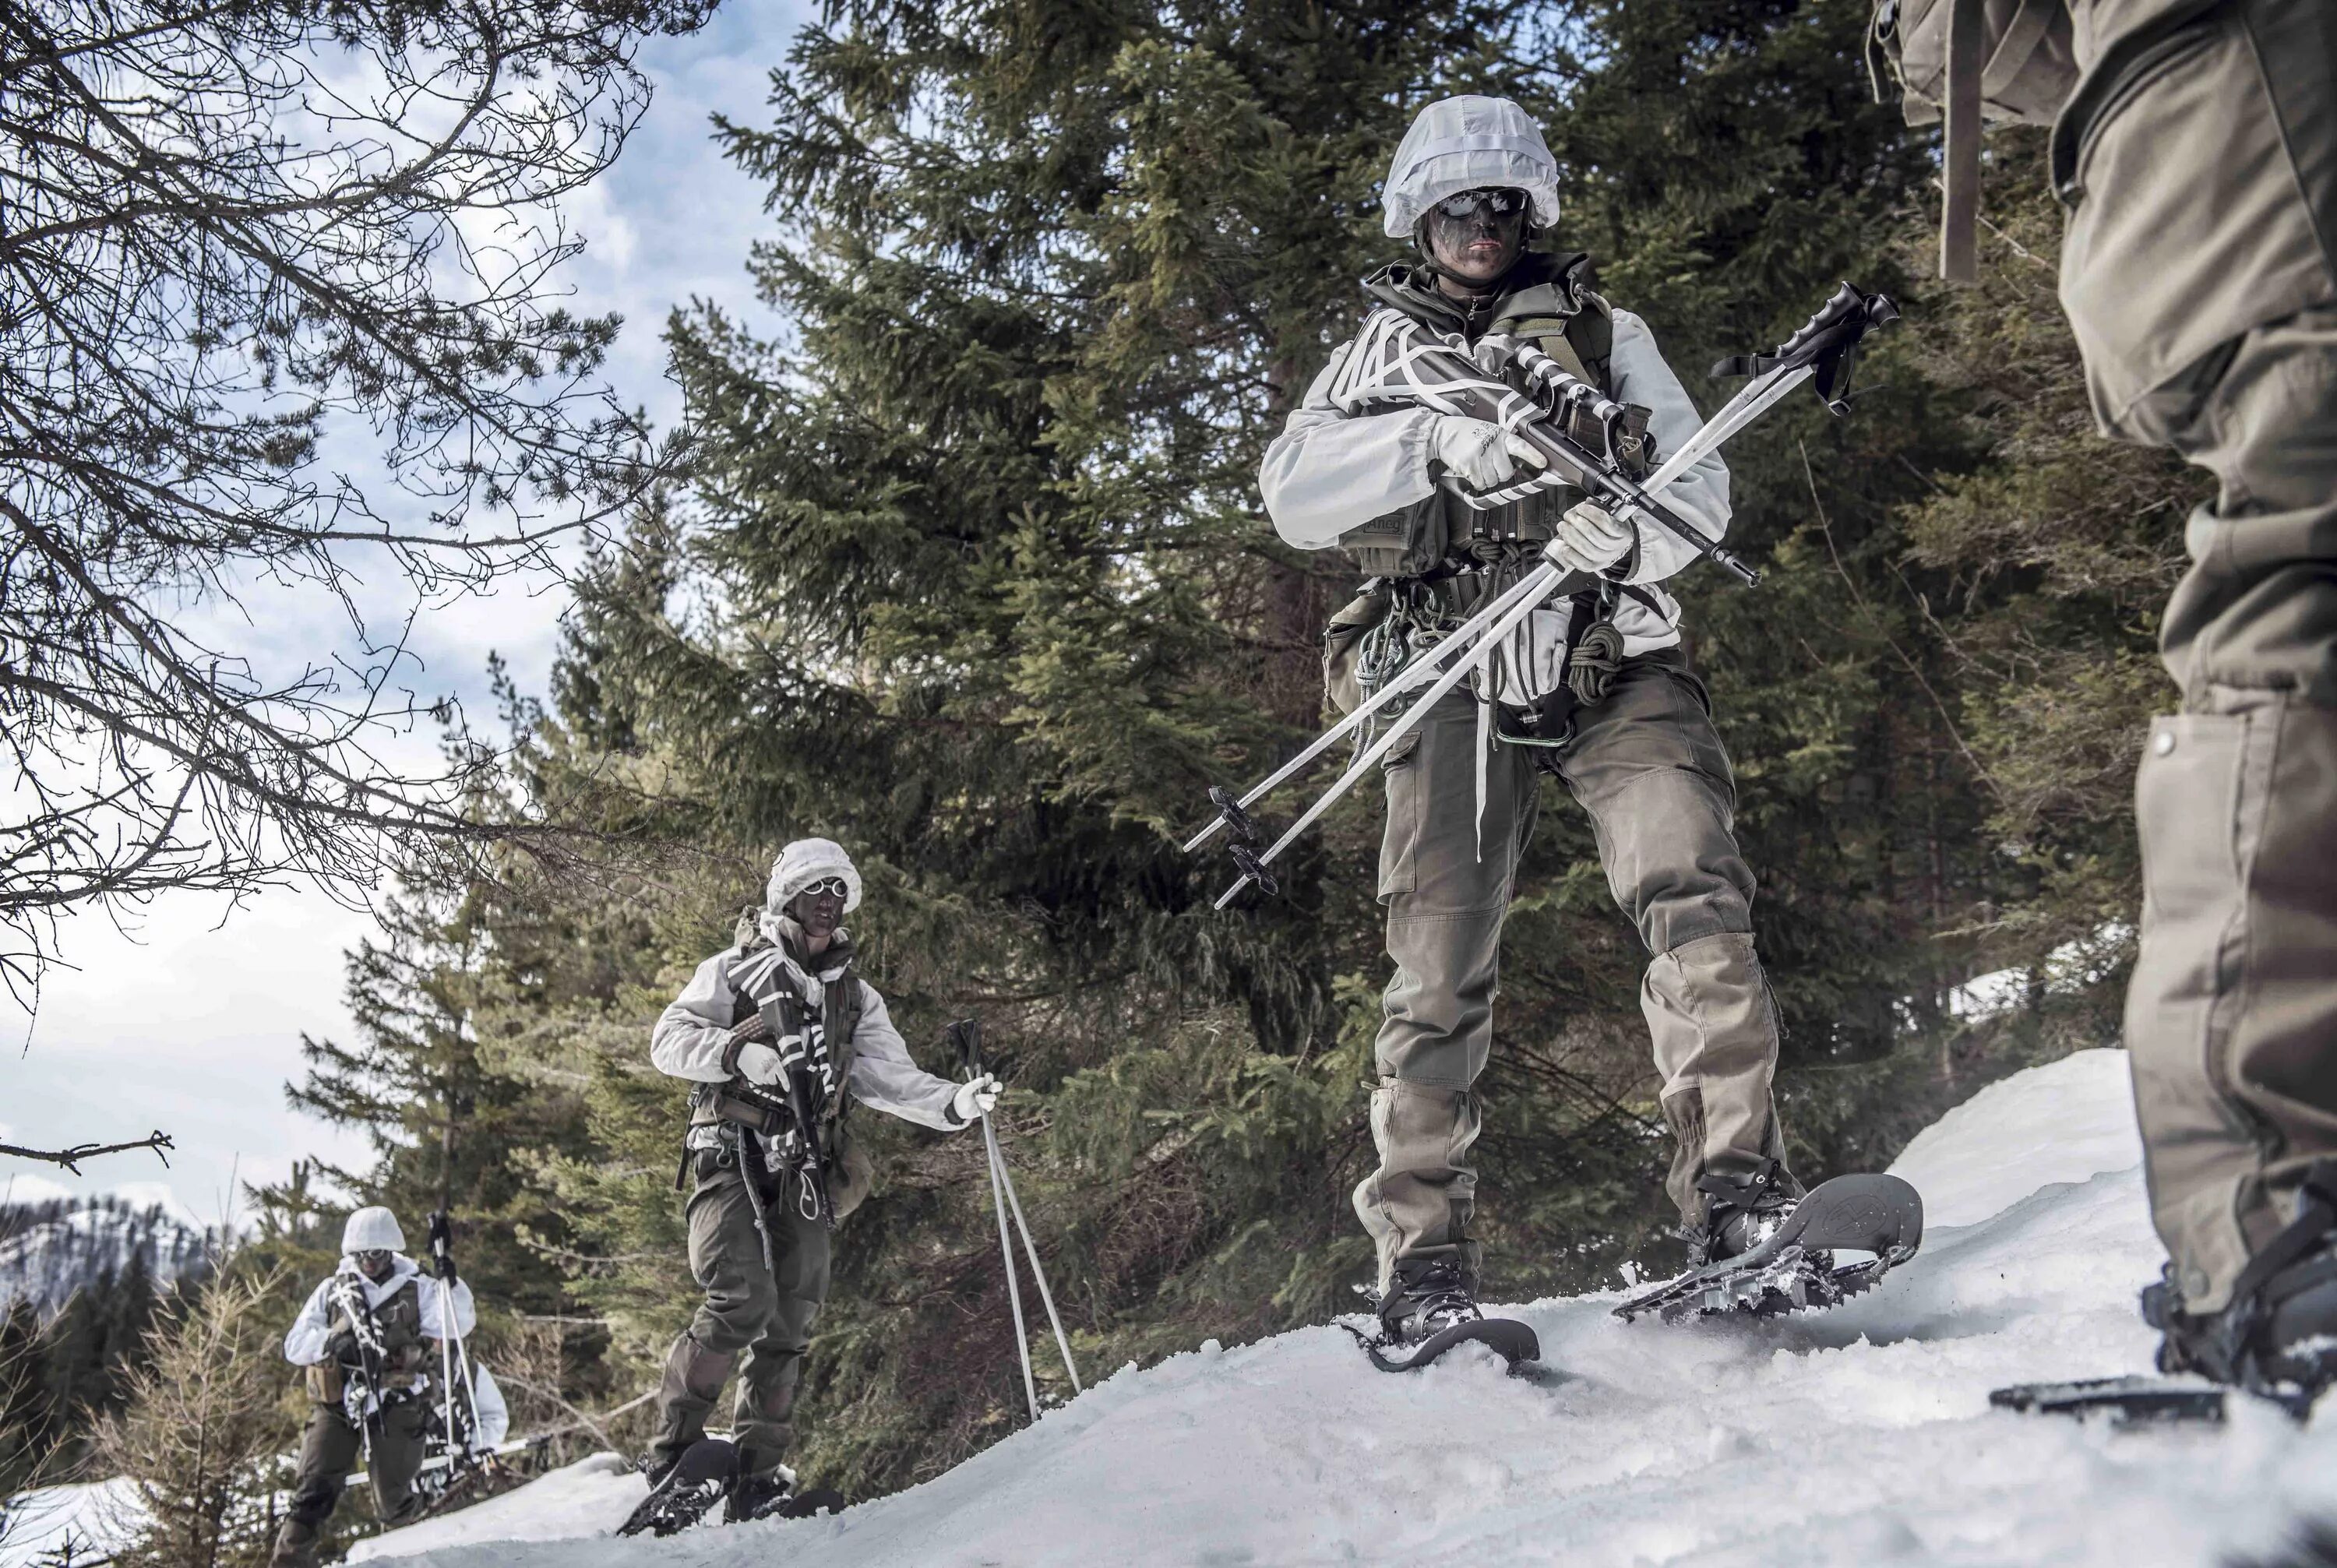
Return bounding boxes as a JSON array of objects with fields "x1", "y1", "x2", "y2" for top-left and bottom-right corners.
[
  {"x1": 341, "y1": 1206, "x2": 405, "y2": 1255},
  {"x1": 1381, "y1": 94, "x2": 1562, "y2": 238},
  {"x1": 767, "y1": 837, "x2": 863, "y2": 915}
]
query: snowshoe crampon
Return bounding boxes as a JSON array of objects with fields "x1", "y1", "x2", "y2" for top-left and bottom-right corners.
[
  {"x1": 618, "y1": 1438, "x2": 735, "y2": 1538},
  {"x1": 1989, "y1": 1375, "x2": 2316, "y2": 1425},
  {"x1": 1343, "y1": 1316, "x2": 1541, "y2": 1373},
  {"x1": 1615, "y1": 1173, "x2": 1924, "y2": 1324}
]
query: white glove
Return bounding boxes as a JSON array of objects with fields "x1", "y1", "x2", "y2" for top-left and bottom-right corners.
[
  {"x1": 1433, "y1": 415, "x2": 1545, "y2": 491},
  {"x1": 1546, "y1": 499, "x2": 1635, "y2": 574},
  {"x1": 952, "y1": 1073, "x2": 1001, "y2": 1125},
  {"x1": 735, "y1": 1042, "x2": 784, "y2": 1087}
]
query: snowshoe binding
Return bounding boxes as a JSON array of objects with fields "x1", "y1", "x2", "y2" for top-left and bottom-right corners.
[
  {"x1": 1993, "y1": 1160, "x2": 2337, "y2": 1425},
  {"x1": 618, "y1": 1437, "x2": 735, "y2": 1537},
  {"x1": 1345, "y1": 1257, "x2": 1540, "y2": 1373},
  {"x1": 1615, "y1": 1168, "x2": 1923, "y2": 1323},
  {"x1": 725, "y1": 1465, "x2": 846, "y2": 1524}
]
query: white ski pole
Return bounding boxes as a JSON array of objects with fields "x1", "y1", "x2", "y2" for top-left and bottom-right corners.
[
  {"x1": 1181, "y1": 566, "x2": 1552, "y2": 855},
  {"x1": 1214, "y1": 563, "x2": 1559, "y2": 907},
  {"x1": 953, "y1": 1020, "x2": 1039, "y2": 1422},
  {"x1": 985, "y1": 1127, "x2": 1083, "y2": 1394}
]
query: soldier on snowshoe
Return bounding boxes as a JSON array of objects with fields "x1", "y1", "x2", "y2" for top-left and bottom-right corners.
[
  {"x1": 636, "y1": 837, "x2": 1001, "y2": 1528},
  {"x1": 1258, "y1": 95, "x2": 1803, "y2": 1351},
  {"x1": 1872, "y1": 0, "x2": 2337, "y2": 1408},
  {"x1": 272, "y1": 1207, "x2": 477, "y2": 1566}
]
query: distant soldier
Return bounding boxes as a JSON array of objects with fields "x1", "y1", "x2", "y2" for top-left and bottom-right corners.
[
  {"x1": 637, "y1": 838, "x2": 999, "y2": 1528},
  {"x1": 273, "y1": 1207, "x2": 475, "y2": 1566},
  {"x1": 1873, "y1": 0, "x2": 2336, "y2": 1392}
]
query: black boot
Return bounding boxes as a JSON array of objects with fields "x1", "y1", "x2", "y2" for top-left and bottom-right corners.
[
  {"x1": 724, "y1": 1467, "x2": 795, "y2": 1525},
  {"x1": 2143, "y1": 1162, "x2": 2337, "y2": 1397},
  {"x1": 1694, "y1": 1159, "x2": 1797, "y2": 1267},
  {"x1": 1376, "y1": 1256, "x2": 1482, "y2": 1346}
]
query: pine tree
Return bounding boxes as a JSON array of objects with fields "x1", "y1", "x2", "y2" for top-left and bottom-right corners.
[{"x1": 280, "y1": 879, "x2": 583, "y2": 1320}]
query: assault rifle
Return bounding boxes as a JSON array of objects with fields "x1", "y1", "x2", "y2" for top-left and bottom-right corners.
[
  {"x1": 750, "y1": 997, "x2": 836, "y2": 1231},
  {"x1": 328, "y1": 1270, "x2": 397, "y2": 1517}
]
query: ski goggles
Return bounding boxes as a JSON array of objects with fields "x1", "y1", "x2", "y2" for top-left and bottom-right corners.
[
  {"x1": 351, "y1": 1249, "x2": 392, "y2": 1268},
  {"x1": 1431, "y1": 187, "x2": 1530, "y2": 222},
  {"x1": 798, "y1": 876, "x2": 850, "y2": 899}
]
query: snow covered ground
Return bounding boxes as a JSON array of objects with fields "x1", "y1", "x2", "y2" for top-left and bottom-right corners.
[{"x1": 22, "y1": 1049, "x2": 2332, "y2": 1568}]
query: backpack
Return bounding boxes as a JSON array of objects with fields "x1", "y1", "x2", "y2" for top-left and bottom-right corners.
[{"x1": 1866, "y1": 0, "x2": 2081, "y2": 280}]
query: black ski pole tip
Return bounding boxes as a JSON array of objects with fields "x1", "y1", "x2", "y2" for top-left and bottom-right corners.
[
  {"x1": 1228, "y1": 843, "x2": 1279, "y2": 897},
  {"x1": 1207, "y1": 784, "x2": 1263, "y2": 845}
]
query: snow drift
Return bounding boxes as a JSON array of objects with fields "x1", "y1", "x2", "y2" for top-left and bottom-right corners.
[{"x1": 38, "y1": 1050, "x2": 2337, "y2": 1568}]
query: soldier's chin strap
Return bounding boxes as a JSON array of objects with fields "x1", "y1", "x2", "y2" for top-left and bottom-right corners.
[{"x1": 1708, "y1": 282, "x2": 1902, "y2": 414}]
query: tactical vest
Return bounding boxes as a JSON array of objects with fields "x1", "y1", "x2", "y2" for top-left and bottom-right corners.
[
  {"x1": 1338, "y1": 257, "x2": 1637, "y2": 581},
  {"x1": 303, "y1": 1272, "x2": 426, "y2": 1406},
  {"x1": 689, "y1": 935, "x2": 866, "y2": 1137},
  {"x1": 682, "y1": 928, "x2": 877, "y2": 1221}
]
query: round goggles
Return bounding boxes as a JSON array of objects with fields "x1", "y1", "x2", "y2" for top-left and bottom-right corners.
[
  {"x1": 797, "y1": 876, "x2": 851, "y2": 900},
  {"x1": 352, "y1": 1249, "x2": 392, "y2": 1267},
  {"x1": 1431, "y1": 187, "x2": 1530, "y2": 221}
]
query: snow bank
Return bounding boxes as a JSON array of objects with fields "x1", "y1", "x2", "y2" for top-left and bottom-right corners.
[
  {"x1": 359, "y1": 1049, "x2": 2333, "y2": 1568},
  {"x1": 345, "y1": 1455, "x2": 646, "y2": 1563},
  {"x1": 0, "y1": 1477, "x2": 143, "y2": 1568}
]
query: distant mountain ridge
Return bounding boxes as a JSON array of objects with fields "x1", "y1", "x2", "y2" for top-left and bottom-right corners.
[{"x1": 0, "y1": 1196, "x2": 212, "y2": 1320}]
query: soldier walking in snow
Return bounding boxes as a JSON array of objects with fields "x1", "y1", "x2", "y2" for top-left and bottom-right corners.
[
  {"x1": 1873, "y1": 0, "x2": 2337, "y2": 1401},
  {"x1": 637, "y1": 837, "x2": 1000, "y2": 1527},
  {"x1": 1258, "y1": 96, "x2": 1800, "y2": 1349},
  {"x1": 273, "y1": 1207, "x2": 477, "y2": 1566}
]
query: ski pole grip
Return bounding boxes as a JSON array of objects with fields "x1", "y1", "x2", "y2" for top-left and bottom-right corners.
[
  {"x1": 426, "y1": 1210, "x2": 457, "y2": 1282},
  {"x1": 948, "y1": 1017, "x2": 984, "y2": 1077}
]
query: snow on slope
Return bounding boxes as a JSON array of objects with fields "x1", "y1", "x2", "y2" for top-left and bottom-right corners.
[{"x1": 361, "y1": 1048, "x2": 2337, "y2": 1568}]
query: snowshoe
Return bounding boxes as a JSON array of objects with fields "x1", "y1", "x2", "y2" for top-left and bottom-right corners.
[
  {"x1": 1987, "y1": 1375, "x2": 2313, "y2": 1425},
  {"x1": 1614, "y1": 1172, "x2": 1923, "y2": 1323},
  {"x1": 1345, "y1": 1257, "x2": 1541, "y2": 1373},
  {"x1": 1994, "y1": 1162, "x2": 2337, "y2": 1426},
  {"x1": 617, "y1": 1437, "x2": 734, "y2": 1537},
  {"x1": 725, "y1": 1465, "x2": 847, "y2": 1524}
]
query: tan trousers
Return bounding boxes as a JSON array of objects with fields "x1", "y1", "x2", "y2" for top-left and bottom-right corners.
[
  {"x1": 652, "y1": 1160, "x2": 830, "y2": 1475},
  {"x1": 1353, "y1": 651, "x2": 1791, "y2": 1288},
  {"x1": 2060, "y1": 0, "x2": 2337, "y2": 1313}
]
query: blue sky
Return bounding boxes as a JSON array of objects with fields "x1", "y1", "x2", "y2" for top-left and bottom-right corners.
[{"x1": 2, "y1": 2, "x2": 805, "y2": 1228}]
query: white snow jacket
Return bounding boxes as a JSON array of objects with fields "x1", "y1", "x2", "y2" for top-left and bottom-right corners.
[
  {"x1": 651, "y1": 935, "x2": 962, "y2": 1133},
  {"x1": 1260, "y1": 283, "x2": 1730, "y2": 658},
  {"x1": 283, "y1": 1255, "x2": 476, "y2": 1420},
  {"x1": 466, "y1": 1363, "x2": 509, "y2": 1450}
]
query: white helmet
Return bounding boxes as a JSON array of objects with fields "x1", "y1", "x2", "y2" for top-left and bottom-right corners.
[
  {"x1": 766, "y1": 837, "x2": 862, "y2": 915},
  {"x1": 341, "y1": 1206, "x2": 405, "y2": 1255},
  {"x1": 1381, "y1": 95, "x2": 1563, "y2": 238}
]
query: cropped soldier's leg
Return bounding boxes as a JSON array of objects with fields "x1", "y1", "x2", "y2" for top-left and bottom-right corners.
[
  {"x1": 282, "y1": 1402, "x2": 361, "y2": 1533},
  {"x1": 651, "y1": 1165, "x2": 779, "y2": 1468},
  {"x1": 2121, "y1": 306, "x2": 2337, "y2": 1313},
  {"x1": 1352, "y1": 692, "x2": 1539, "y2": 1291},
  {"x1": 1558, "y1": 652, "x2": 1790, "y2": 1224},
  {"x1": 733, "y1": 1190, "x2": 833, "y2": 1476},
  {"x1": 368, "y1": 1397, "x2": 431, "y2": 1524}
]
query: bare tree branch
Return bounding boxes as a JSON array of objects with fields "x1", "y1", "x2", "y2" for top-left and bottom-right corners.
[{"x1": 0, "y1": 1127, "x2": 173, "y2": 1175}]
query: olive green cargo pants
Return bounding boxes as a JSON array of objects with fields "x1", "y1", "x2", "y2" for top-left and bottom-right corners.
[
  {"x1": 281, "y1": 1393, "x2": 429, "y2": 1532},
  {"x1": 2059, "y1": 0, "x2": 2337, "y2": 1313},
  {"x1": 1354, "y1": 650, "x2": 1792, "y2": 1288},
  {"x1": 651, "y1": 1160, "x2": 830, "y2": 1475}
]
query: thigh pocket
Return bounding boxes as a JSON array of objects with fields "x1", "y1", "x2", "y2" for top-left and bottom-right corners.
[{"x1": 1377, "y1": 728, "x2": 1422, "y2": 899}]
